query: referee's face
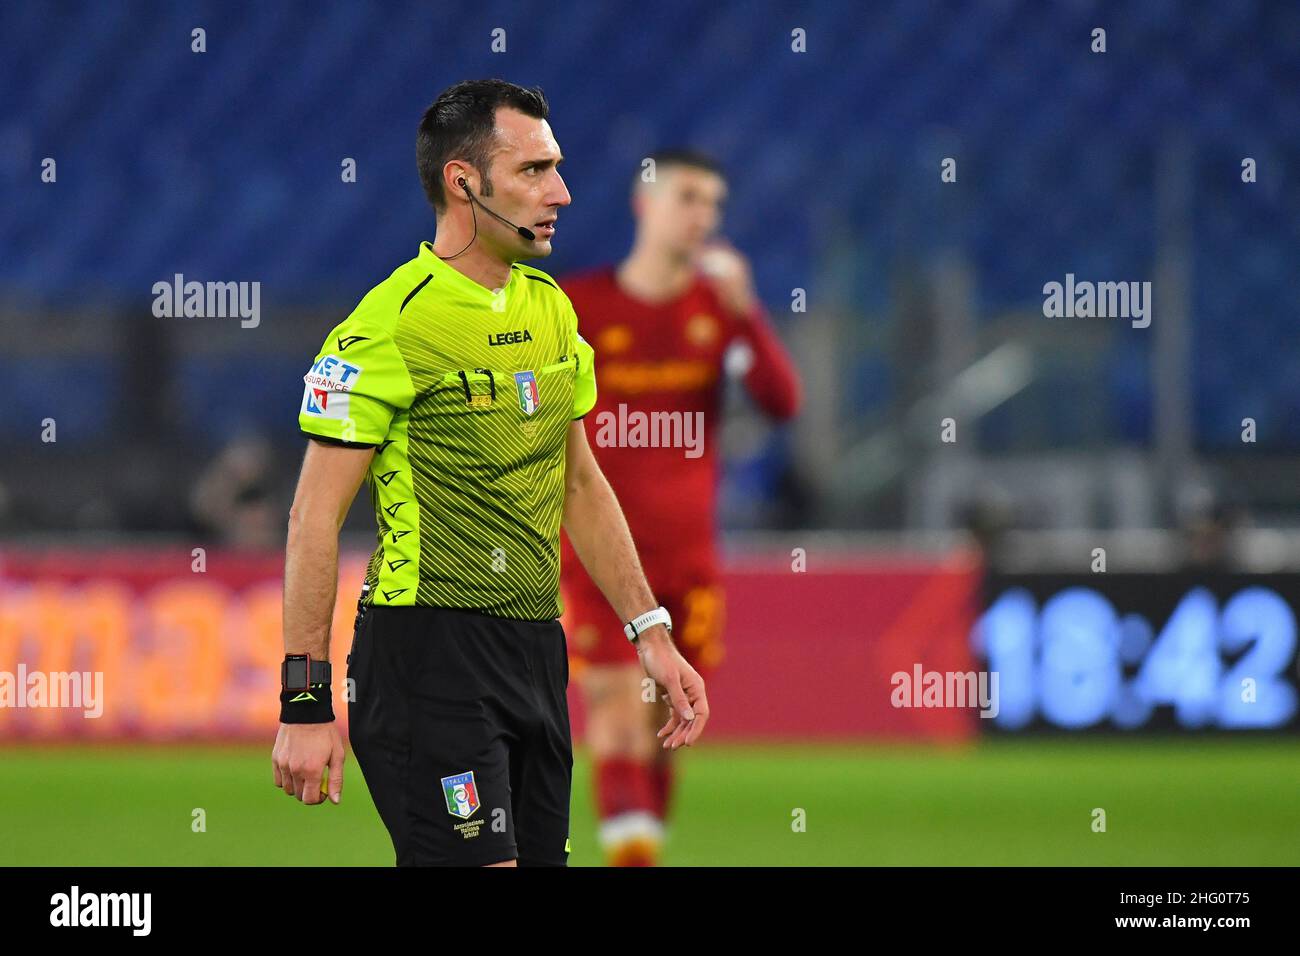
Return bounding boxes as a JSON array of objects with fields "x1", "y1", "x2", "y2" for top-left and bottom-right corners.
[{"x1": 485, "y1": 107, "x2": 570, "y2": 259}]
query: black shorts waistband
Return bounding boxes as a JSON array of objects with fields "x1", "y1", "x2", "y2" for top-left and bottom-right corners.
[{"x1": 365, "y1": 603, "x2": 561, "y2": 628}]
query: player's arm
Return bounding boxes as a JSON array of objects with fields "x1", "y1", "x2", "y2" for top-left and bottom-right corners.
[
  {"x1": 699, "y1": 240, "x2": 802, "y2": 419},
  {"x1": 561, "y1": 419, "x2": 709, "y2": 749},
  {"x1": 273, "y1": 439, "x2": 374, "y2": 806},
  {"x1": 731, "y1": 304, "x2": 802, "y2": 419}
]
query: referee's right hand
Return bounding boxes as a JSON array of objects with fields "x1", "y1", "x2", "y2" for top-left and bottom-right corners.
[{"x1": 273, "y1": 721, "x2": 346, "y2": 805}]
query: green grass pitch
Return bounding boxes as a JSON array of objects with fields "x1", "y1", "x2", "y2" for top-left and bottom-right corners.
[{"x1": 2, "y1": 739, "x2": 1297, "y2": 866}]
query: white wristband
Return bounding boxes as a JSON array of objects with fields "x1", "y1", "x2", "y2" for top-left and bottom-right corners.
[{"x1": 624, "y1": 606, "x2": 672, "y2": 642}]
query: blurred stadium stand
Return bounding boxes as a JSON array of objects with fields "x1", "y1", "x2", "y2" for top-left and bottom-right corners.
[{"x1": 1, "y1": 0, "x2": 1299, "y2": 541}]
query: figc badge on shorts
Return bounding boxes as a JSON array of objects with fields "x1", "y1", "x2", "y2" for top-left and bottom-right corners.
[{"x1": 441, "y1": 771, "x2": 480, "y2": 819}]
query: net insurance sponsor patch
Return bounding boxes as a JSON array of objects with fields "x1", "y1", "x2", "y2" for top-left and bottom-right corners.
[{"x1": 301, "y1": 354, "x2": 362, "y2": 420}]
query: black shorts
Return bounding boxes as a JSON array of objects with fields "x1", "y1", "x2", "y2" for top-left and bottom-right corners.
[{"x1": 346, "y1": 603, "x2": 572, "y2": 866}]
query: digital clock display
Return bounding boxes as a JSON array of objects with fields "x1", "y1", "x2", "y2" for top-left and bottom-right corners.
[{"x1": 972, "y1": 573, "x2": 1300, "y2": 731}]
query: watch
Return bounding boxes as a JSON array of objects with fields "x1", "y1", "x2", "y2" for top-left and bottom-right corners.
[
  {"x1": 281, "y1": 654, "x2": 332, "y2": 691},
  {"x1": 624, "y1": 606, "x2": 672, "y2": 642}
]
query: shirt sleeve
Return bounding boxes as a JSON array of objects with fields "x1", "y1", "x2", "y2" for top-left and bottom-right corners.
[
  {"x1": 570, "y1": 307, "x2": 597, "y2": 420},
  {"x1": 730, "y1": 302, "x2": 802, "y2": 420},
  {"x1": 298, "y1": 319, "x2": 413, "y2": 446}
]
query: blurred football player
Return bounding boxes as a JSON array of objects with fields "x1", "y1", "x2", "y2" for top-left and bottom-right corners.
[{"x1": 559, "y1": 150, "x2": 802, "y2": 865}]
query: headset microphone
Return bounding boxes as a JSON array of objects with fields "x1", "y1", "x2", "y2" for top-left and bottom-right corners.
[
  {"x1": 436, "y1": 178, "x2": 537, "y2": 260},
  {"x1": 461, "y1": 177, "x2": 536, "y2": 241}
]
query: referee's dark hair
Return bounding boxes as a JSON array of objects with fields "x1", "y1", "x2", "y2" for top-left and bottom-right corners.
[
  {"x1": 634, "y1": 148, "x2": 726, "y2": 188},
  {"x1": 417, "y1": 79, "x2": 550, "y2": 215}
]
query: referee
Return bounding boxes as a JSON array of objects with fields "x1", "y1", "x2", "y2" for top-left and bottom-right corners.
[{"x1": 271, "y1": 79, "x2": 709, "y2": 867}]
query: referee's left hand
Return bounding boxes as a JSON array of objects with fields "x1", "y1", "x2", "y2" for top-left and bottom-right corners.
[{"x1": 635, "y1": 627, "x2": 710, "y2": 749}]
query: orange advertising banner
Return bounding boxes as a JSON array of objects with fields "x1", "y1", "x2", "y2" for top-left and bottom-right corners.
[
  {"x1": 1, "y1": 548, "x2": 981, "y2": 742},
  {"x1": 0, "y1": 549, "x2": 368, "y2": 740}
]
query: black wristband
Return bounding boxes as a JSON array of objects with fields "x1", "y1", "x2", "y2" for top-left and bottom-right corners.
[
  {"x1": 280, "y1": 654, "x2": 334, "y2": 723},
  {"x1": 279, "y1": 684, "x2": 334, "y2": 723}
]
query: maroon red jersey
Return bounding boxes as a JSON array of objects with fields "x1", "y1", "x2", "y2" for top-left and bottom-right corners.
[{"x1": 558, "y1": 265, "x2": 801, "y2": 592}]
